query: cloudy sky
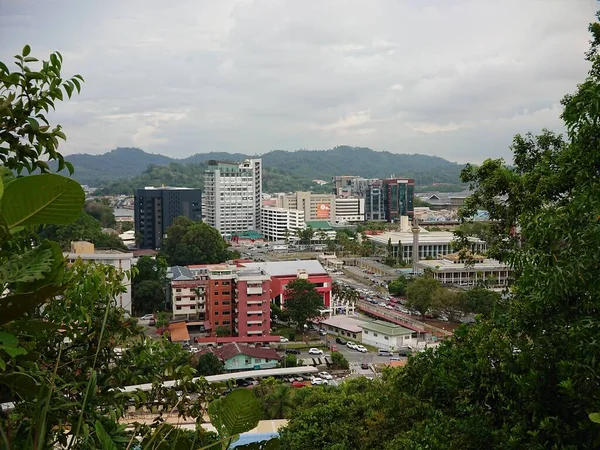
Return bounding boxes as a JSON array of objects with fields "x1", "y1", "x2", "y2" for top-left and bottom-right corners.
[{"x1": 0, "y1": 0, "x2": 597, "y2": 163}]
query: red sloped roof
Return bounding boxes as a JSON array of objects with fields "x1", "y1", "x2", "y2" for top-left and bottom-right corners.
[{"x1": 198, "y1": 343, "x2": 281, "y2": 362}]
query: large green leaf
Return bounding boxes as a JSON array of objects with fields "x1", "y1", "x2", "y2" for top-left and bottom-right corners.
[
  {"x1": 0, "y1": 173, "x2": 84, "y2": 229},
  {"x1": 94, "y1": 421, "x2": 118, "y2": 450},
  {"x1": 0, "y1": 244, "x2": 54, "y2": 285},
  {"x1": 590, "y1": 412, "x2": 600, "y2": 424},
  {"x1": 0, "y1": 283, "x2": 64, "y2": 325},
  {"x1": 208, "y1": 389, "x2": 261, "y2": 439}
]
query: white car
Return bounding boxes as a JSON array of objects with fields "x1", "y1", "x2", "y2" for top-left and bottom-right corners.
[
  {"x1": 140, "y1": 314, "x2": 154, "y2": 321},
  {"x1": 385, "y1": 305, "x2": 394, "y2": 310},
  {"x1": 279, "y1": 337, "x2": 289, "y2": 343},
  {"x1": 355, "y1": 345, "x2": 368, "y2": 353},
  {"x1": 346, "y1": 342, "x2": 358, "y2": 350},
  {"x1": 308, "y1": 348, "x2": 324, "y2": 355},
  {"x1": 379, "y1": 302, "x2": 387, "y2": 307},
  {"x1": 318, "y1": 371, "x2": 333, "y2": 380},
  {"x1": 310, "y1": 377, "x2": 325, "y2": 385}
]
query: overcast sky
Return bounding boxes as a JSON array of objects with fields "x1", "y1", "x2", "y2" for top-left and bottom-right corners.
[{"x1": 0, "y1": 1, "x2": 597, "y2": 163}]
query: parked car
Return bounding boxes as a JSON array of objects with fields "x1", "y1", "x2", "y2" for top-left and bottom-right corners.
[
  {"x1": 291, "y1": 381, "x2": 306, "y2": 388},
  {"x1": 310, "y1": 377, "x2": 325, "y2": 385},
  {"x1": 335, "y1": 337, "x2": 347, "y2": 345},
  {"x1": 360, "y1": 363, "x2": 370, "y2": 370},
  {"x1": 385, "y1": 305, "x2": 394, "y2": 310},
  {"x1": 318, "y1": 371, "x2": 333, "y2": 380},
  {"x1": 355, "y1": 345, "x2": 368, "y2": 353},
  {"x1": 279, "y1": 336, "x2": 289, "y2": 343},
  {"x1": 397, "y1": 347, "x2": 413, "y2": 357},
  {"x1": 148, "y1": 318, "x2": 156, "y2": 326},
  {"x1": 308, "y1": 348, "x2": 324, "y2": 355},
  {"x1": 377, "y1": 349, "x2": 393, "y2": 357},
  {"x1": 346, "y1": 342, "x2": 358, "y2": 350},
  {"x1": 285, "y1": 349, "x2": 300, "y2": 355},
  {"x1": 318, "y1": 330, "x2": 327, "y2": 336},
  {"x1": 140, "y1": 314, "x2": 154, "y2": 321}
]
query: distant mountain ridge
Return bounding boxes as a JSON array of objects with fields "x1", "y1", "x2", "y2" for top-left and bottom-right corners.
[{"x1": 64, "y1": 146, "x2": 465, "y2": 189}]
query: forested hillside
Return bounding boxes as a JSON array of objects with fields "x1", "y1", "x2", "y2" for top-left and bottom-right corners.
[{"x1": 65, "y1": 146, "x2": 465, "y2": 193}]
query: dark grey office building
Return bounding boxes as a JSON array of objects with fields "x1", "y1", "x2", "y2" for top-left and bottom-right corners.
[
  {"x1": 365, "y1": 181, "x2": 385, "y2": 221},
  {"x1": 134, "y1": 187, "x2": 202, "y2": 249}
]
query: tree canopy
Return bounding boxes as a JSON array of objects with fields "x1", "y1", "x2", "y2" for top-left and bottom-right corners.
[
  {"x1": 387, "y1": 275, "x2": 408, "y2": 296},
  {"x1": 405, "y1": 276, "x2": 440, "y2": 319},
  {"x1": 284, "y1": 279, "x2": 324, "y2": 330},
  {"x1": 159, "y1": 216, "x2": 235, "y2": 266}
]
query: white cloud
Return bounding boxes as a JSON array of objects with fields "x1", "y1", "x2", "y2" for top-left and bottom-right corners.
[{"x1": 0, "y1": 0, "x2": 597, "y2": 163}]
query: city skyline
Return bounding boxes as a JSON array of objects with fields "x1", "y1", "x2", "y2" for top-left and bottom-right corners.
[{"x1": 0, "y1": 1, "x2": 596, "y2": 163}]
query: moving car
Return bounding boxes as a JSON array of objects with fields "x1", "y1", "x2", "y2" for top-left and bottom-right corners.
[
  {"x1": 140, "y1": 314, "x2": 154, "y2": 321},
  {"x1": 285, "y1": 349, "x2": 300, "y2": 355},
  {"x1": 346, "y1": 342, "x2": 358, "y2": 350},
  {"x1": 355, "y1": 345, "x2": 368, "y2": 353},
  {"x1": 318, "y1": 371, "x2": 333, "y2": 380},
  {"x1": 279, "y1": 336, "x2": 289, "y2": 343},
  {"x1": 377, "y1": 349, "x2": 393, "y2": 357},
  {"x1": 335, "y1": 337, "x2": 347, "y2": 345},
  {"x1": 308, "y1": 348, "x2": 324, "y2": 355},
  {"x1": 310, "y1": 377, "x2": 325, "y2": 385},
  {"x1": 360, "y1": 363, "x2": 370, "y2": 370}
]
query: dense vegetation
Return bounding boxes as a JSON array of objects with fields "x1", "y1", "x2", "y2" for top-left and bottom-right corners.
[
  {"x1": 64, "y1": 146, "x2": 465, "y2": 194},
  {"x1": 278, "y1": 15, "x2": 600, "y2": 449}
]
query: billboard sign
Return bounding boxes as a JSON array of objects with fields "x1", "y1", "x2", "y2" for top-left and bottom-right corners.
[{"x1": 316, "y1": 203, "x2": 330, "y2": 218}]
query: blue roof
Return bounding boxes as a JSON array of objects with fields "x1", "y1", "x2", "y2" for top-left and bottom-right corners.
[{"x1": 230, "y1": 433, "x2": 279, "y2": 448}]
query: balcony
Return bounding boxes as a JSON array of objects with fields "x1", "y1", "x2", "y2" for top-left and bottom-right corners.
[
  {"x1": 246, "y1": 286, "x2": 263, "y2": 295},
  {"x1": 247, "y1": 300, "x2": 263, "y2": 306},
  {"x1": 247, "y1": 330, "x2": 263, "y2": 336},
  {"x1": 247, "y1": 320, "x2": 263, "y2": 325}
]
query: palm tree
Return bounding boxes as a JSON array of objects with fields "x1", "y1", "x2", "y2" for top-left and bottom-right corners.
[
  {"x1": 264, "y1": 384, "x2": 293, "y2": 419},
  {"x1": 332, "y1": 282, "x2": 346, "y2": 303},
  {"x1": 345, "y1": 287, "x2": 360, "y2": 306}
]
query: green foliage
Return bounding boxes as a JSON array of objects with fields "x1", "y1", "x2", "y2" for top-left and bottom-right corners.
[
  {"x1": 133, "y1": 255, "x2": 167, "y2": 285},
  {"x1": 84, "y1": 199, "x2": 116, "y2": 228},
  {"x1": 160, "y1": 216, "x2": 234, "y2": 266},
  {"x1": 330, "y1": 351, "x2": 349, "y2": 370},
  {"x1": 132, "y1": 279, "x2": 165, "y2": 315},
  {"x1": 39, "y1": 211, "x2": 127, "y2": 251},
  {"x1": 208, "y1": 389, "x2": 262, "y2": 449},
  {"x1": 278, "y1": 354, "x2": 301, "y2": 368},
  {"x1": 196, "y1": 352, "x2": 224, "y2": 376},
  {"x1": 215, "y1": 326, "x2": 232, "y2": 337},
  {"x1": 463, "y1": 287, "x2": 502, "y2": 317},
  {"x1": 283, "y1": 279, "x2": 324, "y2": 330},
  {"x1": 0, "y1": 46, "x2": 83, "y2": 175},
  {"x1": 405, "y1": 276, "x2": 441, "y2": 319},
  {"x1": 387, "y1": 275, "x2": 408, "y2": 296}
]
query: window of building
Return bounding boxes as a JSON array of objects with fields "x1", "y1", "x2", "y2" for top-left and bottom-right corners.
[
  {"x1": 214, "y1": 291, "x2": 219, "y2": 295},
  {"x1": 364, "y1": 331, "x2": 369, "y2": 335},
  {"x1": 222, "y1": 291, "x2": 230, "y2": 296},
  {"x1": 352, "y1": 334, "x2": 357, "y2": 338},
  {"x1": 245, "y1": 358, "x2": 251, "y2": 365},
  {"x1": 214, "y1": 321, "x2": 219, "y2": 325},
  {"x1": 214, "y1": 312, "x2": 219, "y2": 316},
  {"x1": 374, "y1": 333, "x2": 378, "y2": 337},
  {"x1": 176, "y1": 306, "x2": 182, "y2": 310},
  {"x1": 384, "y1": 336, "x2": 389, "y2": 340},
  {"x1": 222, "y1": 281, "x2": 230, "y2": 286},
  {"x1": 214, "y1": 282, "x2": 219, "y2": 286},
  {"x1": 214, "y1": 301, "x2": 219, "y2": 306},
  {"x1": 254, "y1": 358, "x2": 260, "y2": 364},
  {"x1": 223, "y1": 320, "x2": 230, "y2": 325},
  {"x1": 175, "y1": 289, "x2": 181, "y2": 293},
  {"x1": 222, "y1": 301, "x2": 231, "y2": 305},
  {"x1": 223, "y1": 311, "x2": 230, "y2": 316},
  {"x1": 176, "y1": 297, "x2": 181, "y2": 301}
]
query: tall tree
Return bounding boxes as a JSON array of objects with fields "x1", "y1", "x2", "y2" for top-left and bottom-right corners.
[
  {"x1": 160, "y1": 216, "x2": 233, "y2": 266},
  {"x1": 405, "y1": 276, "x2": 440, "y2": 320},
  {"x1": 195, "y1": 352, "x2": 224, "y2": 376},
  {"x1": 132, "y1": 279, "x2": 165, "y2": 315},
  {"x1": 84, "y1": 199, "x2": 116, "y2": 228},
  {"x1": 284, "y1": 279, "x2": 324, "y2": 330},
  {"x1": 134, "y1": 255, "x2": 167, "y2": 285},
  {"x1": 388, "y1": 275, "x2": 408, "y2": 296}
]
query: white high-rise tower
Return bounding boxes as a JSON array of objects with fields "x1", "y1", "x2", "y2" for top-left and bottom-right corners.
[{"x1": 203, "y1": 158, "x2": 262, "y2": 237}]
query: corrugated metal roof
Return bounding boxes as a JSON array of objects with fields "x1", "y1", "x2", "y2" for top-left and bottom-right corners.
[
  {"x1": 169, "y1": 266, "x2": 195, "y2": 281},
  {"x1": 360, "y1": 320, "x2": 413, "y2": 335}
]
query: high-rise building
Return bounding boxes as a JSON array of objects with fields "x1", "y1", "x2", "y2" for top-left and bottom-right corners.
[
  {"x1": 134, "y1": 187, "x2": 202, "y2": 249},
  {"x1": 203, "y1": 159, "x2": 262, "y2": 238},
  {"x1": 382, "y1": 178, "x2": 415, "y2": 221},
  {"x1": 365, "y1": 180, "x2": 385, "y2": 221},
  {"x1": 260, "y1": 207, "x2": 305, "y2": 241},
  {"x1": 275, "y1": 191, "x2": 336, "y2": 221}
]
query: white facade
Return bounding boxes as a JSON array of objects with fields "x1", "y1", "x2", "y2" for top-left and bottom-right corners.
[
  {"x1": 417, "y1": 257, "x2": 512, "y2": 287},
  {"x1": 360, "y1": 321, "x2": 419, "y2": 351},
  {"x1": 65, "y1": 241, "x2": 133, "y2": 314},
  {"x1": 275, "y1": 191, "x2": 336, "y2": 221},
  {"x1": 204, "y1": 159, "x2": 262, "y2": 237},
  {"x1": 260, "y1": 207, "x2": 305, "y2": 241},
  {"x1": 334, "y1": 197, "x2": 365, "y2": 223},
  {"x1": 172, "y1": 281, "x2": 206, "y2": 318}
]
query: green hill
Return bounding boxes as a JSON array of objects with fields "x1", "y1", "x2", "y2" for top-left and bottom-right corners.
[{"x1": 64, "y1": 146, "x2": 465, "y2": 194}]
